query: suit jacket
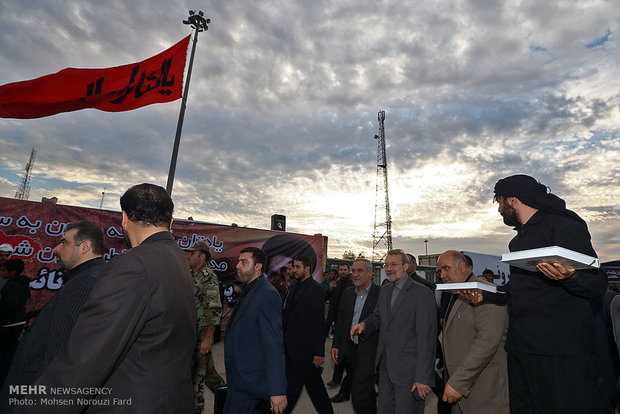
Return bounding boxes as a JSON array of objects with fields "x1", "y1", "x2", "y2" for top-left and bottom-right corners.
[
  {"x1": 328, "y1": 277, "x2": 353, "y2": 319},
  {"x1": 1, "y1": 257, "x2": 105, "y2": 405},
  {"x1": 362, "y1": 276, "x2": 437, "y2": 387},
  {"x1": 224, "y1": 275, "x2": 287, "y2": 398},
  {"x1": 441, "y1": 276, "x2": 509, "y2": 414},
  {"x1": 20, "y1": 231, "x2": 196, "y2": 414},
  {"x1": 282, "y1": 277, "x2": 325, "y2": 362},
  {"x1": 333, "y1": 284, "x2": 380, "y2": 377}
]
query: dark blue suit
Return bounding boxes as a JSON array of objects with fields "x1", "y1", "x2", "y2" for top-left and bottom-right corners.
[{"x1": 224, "y1": 276, "x2": 286, "y2": 413}]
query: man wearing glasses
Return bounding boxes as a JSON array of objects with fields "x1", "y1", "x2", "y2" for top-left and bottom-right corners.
[{"x1": 351, "y1": 249, "x2": 436, "y2": 414}]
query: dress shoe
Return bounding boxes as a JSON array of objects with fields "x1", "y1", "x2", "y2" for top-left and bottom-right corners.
[
  {"x1": 326, "y1": 379, "x2": 340, "y2": 388},
  {"x1": 330, "y1": 393, "x2": 350, "y2": 403}
]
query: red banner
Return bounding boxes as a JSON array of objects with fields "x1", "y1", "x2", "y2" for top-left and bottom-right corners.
[
  {"x1": 0, "y1": 36, "x2": 190, "y2": 119},
  {"x1": 0, "y1": 197, "x2": 325, "y2": 314}
]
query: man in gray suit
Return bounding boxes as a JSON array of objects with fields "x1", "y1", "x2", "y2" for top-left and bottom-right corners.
[
  {"x1": 351, "y1": 249, "x2": 437, "y2": 414},
  {"x1": 17, "y1": 183, "x2": 196, "y2": 413}
]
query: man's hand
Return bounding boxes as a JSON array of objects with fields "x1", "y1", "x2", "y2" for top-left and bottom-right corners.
[
  {"x1": 270, "y1": 395, "x2": 287, "y2": 414},
  {"x1": 442, "y1": 383, "x2": 463, "y2": 404},
  {"x1": 330, "y1": 348, "x2": 339, "y2": 364},
  {"x1": 200, "y1": 336, "x2": 213, "y2": 355},
  {"x1": 313, "y1": 356, "x2": 324, "y2": 367},
  {"x1": 350, "y1": 322, "x2": 364, "y2": 340},
  {"x1": 458, "y1": 288, "x2": 483, "y2": 305},
  {"x1": 411, "y1": 382, "x2": 432, "y2": 400},
  {"x1": 537, "y1": 262, "x2": 576, "y2": 280}
]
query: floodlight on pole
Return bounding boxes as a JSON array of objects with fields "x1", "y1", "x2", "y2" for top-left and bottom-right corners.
[{"x1": 166, "y1": 10, "x2": 210, "y2": 196}]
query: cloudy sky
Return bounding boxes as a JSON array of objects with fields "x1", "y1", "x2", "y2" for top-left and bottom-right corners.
[{"x1": 0, "y1": 0, "x2": 618, "y2": 262}]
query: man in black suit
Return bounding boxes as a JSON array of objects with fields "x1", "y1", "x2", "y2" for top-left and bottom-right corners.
[
  {"x1": 326, "y1": 262, "x2": 352, "y2": 388},
  {"x1": 282, "y1": 254, "x2": 333, "y2": 414},
  {"x1": 1, "y1": 221, "x2": 105, "y2": 410},
  {"x1": 331, "y1": 259, "x2": 380, "y2": 414},
  {"x1": 16, "y1": 183, "x2": 196, "y2": 413}
]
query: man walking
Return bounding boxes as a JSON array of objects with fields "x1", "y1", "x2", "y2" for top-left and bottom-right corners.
[
  {"x1": 185, "y1": 241, "x2": 225, "y2": 414},
  {"x1": 437, "y1": 250, "x2": 509, "y2": 413},
  {"x1": 19, "y1": 183, "x2": 196, "y2": 413},
  {"x1": 224, "y1": 247, "x2": 287, "y2": 414},
  {"x1": 331, "y1": 258, "x2": 380, "y2": 414},
  {"x1": 283, "y1": 255, "x2": 333, "y2": 414},
  {"x1": 463, "y1": 174, "x2": 609, "y2": 413},
  {"x1": 351, "y1": 249, "x2": 436, "y2": 414},
  {"x1": 326, "y1": 263, "x2": 353, "y2": 390}
]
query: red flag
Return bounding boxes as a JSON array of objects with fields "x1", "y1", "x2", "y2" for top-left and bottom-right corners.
[{"x1": 0, "y1": 36, "x2": 190, "y2": 119}]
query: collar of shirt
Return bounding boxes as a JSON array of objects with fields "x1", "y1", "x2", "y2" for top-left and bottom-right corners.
[
  {"x1": 355, "y1": 283, "x2": 372, "y2": 296},
  {"x1": 392, "y1": 276, "x2": 406, "y2": 292}
]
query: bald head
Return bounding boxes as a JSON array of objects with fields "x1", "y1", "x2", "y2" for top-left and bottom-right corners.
[{"x1": 437, "y1": 250, "x2": 472, "y2": 284}]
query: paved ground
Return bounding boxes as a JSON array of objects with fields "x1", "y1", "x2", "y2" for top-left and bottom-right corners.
[{"x1": 203, "y1": 337, "x2": 440, "y2": 414}]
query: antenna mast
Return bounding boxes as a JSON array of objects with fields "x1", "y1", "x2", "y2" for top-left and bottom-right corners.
[
  {"x1": 15, "y1": 147, "x2": 37, "y2": 200},
  {"x1": 372, "y1": 110, "x2": 393, "y2": 262}
]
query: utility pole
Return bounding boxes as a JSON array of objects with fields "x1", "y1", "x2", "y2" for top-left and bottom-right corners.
[
  {"x1": 166, "y1": 10, "x2": 210, "y2": 196},
  {"x1": 372, "y1": 110, "x2": 393, "y2": 263},
  {"x1": 15, "y1": 147, "x2": 36, "y2": 200}
]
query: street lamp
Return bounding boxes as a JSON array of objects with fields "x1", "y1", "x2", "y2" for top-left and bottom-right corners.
[
  {"x1": 166, "y1": 10, "x2": 211, "y2": 196},
  {"x1": 424, "y1": 239, "x2": 428, "y2": 256}
]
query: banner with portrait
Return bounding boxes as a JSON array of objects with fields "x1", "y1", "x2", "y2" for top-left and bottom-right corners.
[{"x1": 0, "y1": 197, "x2": 325, "y2": 314}]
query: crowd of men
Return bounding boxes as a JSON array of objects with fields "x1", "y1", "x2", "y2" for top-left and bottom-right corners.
[{"x1": 0, "y1": 174, "x2": 616, "y2": 414}]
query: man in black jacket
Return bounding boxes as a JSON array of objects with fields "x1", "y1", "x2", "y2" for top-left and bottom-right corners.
[
  {"x1": 1, "y1": 220, "x2": 105, "y2": 410},
  {"x1": 331, "y1": 259, "x2": 380, "y2": 414},
  {"x1": 326, "y1": 263, "x2": 352, "y2": 389},
  {"x1": 282, "y1": 254, "x2": 333, "y2": 414},
  {"x1": 14, "y1": 183, "x2": 196, "y2": 414},
  {"x1": 464, "y1": 174, "x2": 609, "y2": 413}
]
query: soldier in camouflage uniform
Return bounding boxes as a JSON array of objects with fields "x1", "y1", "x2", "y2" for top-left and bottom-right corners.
[{"x1": 185, "y1": 241, "x2": 225, "y2": 414}]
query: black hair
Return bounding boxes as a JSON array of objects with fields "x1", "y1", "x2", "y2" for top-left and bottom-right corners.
[
  {"x1": 240, "y1": 247, "x2": 267, "y2": 273},
  {"x1": 65, "y1": 220, "x2": 105, "y2": 255},
  {"x1": 120, "y1": 183, "x2": 174, "y2": 228},
  {"x1": 293, "y1": 254, "x2": 313, "y2": 273}
]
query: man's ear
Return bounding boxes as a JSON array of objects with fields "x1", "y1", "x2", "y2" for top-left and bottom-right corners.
[
  {"x1": 508, "y1": 196, "x2": 521, "y2": 207},
  {"x1": 121, "y1": 211, "x2": 128, "y2": 228},
  {"x1": 80, "y1": 239, "x2": 92, "y2": 255}
]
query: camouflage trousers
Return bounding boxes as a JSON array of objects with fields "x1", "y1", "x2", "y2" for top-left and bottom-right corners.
[{"x1": 192, "y1": 348, "x2": 225, "y2": 414}]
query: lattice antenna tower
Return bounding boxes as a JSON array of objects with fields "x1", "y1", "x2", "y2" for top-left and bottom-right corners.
[
  {"x1": 15, "y1": 147, "x2": 37, "y2": 200},
  {"x1": 372, "y1": 110, "x2": 393, "y2": 263}
]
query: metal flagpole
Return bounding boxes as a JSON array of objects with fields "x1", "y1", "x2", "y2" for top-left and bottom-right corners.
[{"x1": 166, "y1": 10, "x2": 210, "y2": 196}]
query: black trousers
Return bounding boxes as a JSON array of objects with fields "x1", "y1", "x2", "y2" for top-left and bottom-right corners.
[
  {"x1": 508, "y1": 349, "x2": 611, "y2": 414},
  {"x1": 284, "y1": 357, "x2": 333, "y2": 414},
  {"x1": 348, "y1": 344, "x2": 377, "y2": 414}
]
